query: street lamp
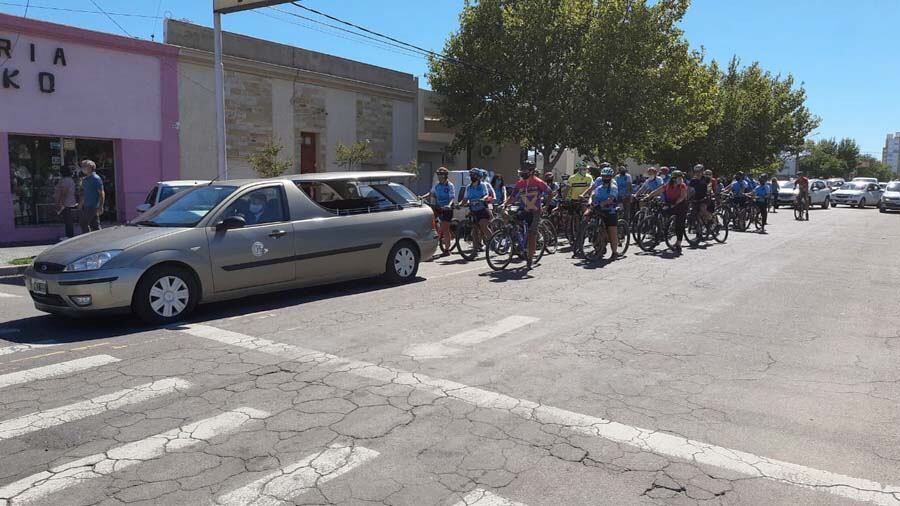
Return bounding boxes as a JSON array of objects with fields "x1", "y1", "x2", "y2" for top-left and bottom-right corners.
[{"x1": 212, "y1": 1, "x2": 293, "y2": 179}]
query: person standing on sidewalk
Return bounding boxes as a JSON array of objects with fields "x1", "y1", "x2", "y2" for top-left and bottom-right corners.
[
  {"x1": 79, "y1": 160, "x2": 104, "y2": 234},
  {"x1": 54, "y1": 165, "x2": 78, "y2": 239}
]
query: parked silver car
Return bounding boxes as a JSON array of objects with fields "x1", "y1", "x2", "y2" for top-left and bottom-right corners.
[
  {"x1": 776, "y1": 179, "x2": 832, "y2": 208},
  {"x1": 25, "y1": 172, "x2": 437, "y2": 323},
  {"x1": 879, "y1": 181, "x2": 900, "y2": 213},
  {"x1": 831, "y1": 181, "x2": 883, "y2": 208},
  {"x1": 136, "y1": 180, "x2": 209, "y2": 213}
]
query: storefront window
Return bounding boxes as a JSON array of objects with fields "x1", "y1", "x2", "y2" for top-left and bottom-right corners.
[{"x1": 8, "y1": 135, "x2": 117, "y2": 227}]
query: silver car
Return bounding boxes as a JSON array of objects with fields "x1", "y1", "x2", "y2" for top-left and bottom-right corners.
[
  {"x1": 879, "y1": 181, "x2": 900, "y2": 213},
  {"x1": 831, "y1": 181, "x2": 883, "y2": 208},
  {"x1": 25, "y1": 172, "x2": 438, "y2": 323}
]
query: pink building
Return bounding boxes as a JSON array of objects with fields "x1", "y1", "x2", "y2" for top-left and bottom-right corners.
[{"x1": 0, "y1": 14, "x2": 179, "y2": 245}]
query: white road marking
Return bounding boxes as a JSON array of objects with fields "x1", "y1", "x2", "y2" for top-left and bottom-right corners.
[
  {"x1": 0, "y1": 342, "x2": 59, "y2": 357},
  {"x1": 0, "y1": 355, "x2": 120, "y2": 389},
  {"x1": 216, "y1": 444, "x2": 379, "y2": 506},
  {"x1": 0, "y1": 378, "x2": 190, "y2": 441},
  {"x1": 404, "y1": 315, "x2": 540, "y2": 359},
  {"x1": 181, "y1": 324, "x2": 900, "y2": 506},
  {"x1": 0, "y1": 293, "x2": 20, "y2": 298},
  {"x1": 453, "y1": 489, "x2": 529, "y2": 506},
  {"x1": 0, "y1": 407, "x2": 269, "y2": 506}
]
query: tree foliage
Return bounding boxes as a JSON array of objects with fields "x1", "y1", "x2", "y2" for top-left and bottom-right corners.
[
  {"x1": 799, "y1": 138, "x2": 864, "y2": 179},
  {"x1": 654, "y1": 57, "x2": 819, "y2": 173},
  {"x1": 335, "y1": 141, "x2": 374, "y2": 170},
  {"x1": 247, "y1": 139, "x2": 292, "y2": 178}
]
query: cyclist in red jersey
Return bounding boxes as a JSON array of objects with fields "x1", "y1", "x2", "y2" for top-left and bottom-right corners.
[
  {"x1": 505, "y1": 163, "x2": 551, "y2": 269},
  {"x1": 795, "y1": 172, "x2": 810, "y2": 210}
]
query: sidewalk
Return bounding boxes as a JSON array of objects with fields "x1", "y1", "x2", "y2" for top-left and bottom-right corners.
[{"x1": 0, "y1": 244, "x2": 51, "y2": 277}]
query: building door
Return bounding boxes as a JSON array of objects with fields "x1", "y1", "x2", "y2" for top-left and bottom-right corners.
[{"x1": 300, "y1": 133, "x2": 317, "y2": 173}]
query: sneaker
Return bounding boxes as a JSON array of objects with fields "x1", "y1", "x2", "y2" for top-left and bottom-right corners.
[{"x1": 526, "y1": 259, "x2": 533, "y2": 270}]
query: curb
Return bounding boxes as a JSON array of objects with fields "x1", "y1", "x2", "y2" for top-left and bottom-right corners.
[{"x1": 0, "y1": 265, "x2": 27, "y2": 278}]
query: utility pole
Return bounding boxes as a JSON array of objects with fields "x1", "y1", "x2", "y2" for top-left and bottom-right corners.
[{"x1": 213, "y1": 1, "x2": 293, "y2": 180}]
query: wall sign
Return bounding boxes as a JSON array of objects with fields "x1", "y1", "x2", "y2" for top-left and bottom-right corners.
[{"x1": 0, "y1": 38, "x2": 66, "y2": 94}]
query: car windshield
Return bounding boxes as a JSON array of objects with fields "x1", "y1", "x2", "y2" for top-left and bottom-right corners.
[
  {"x1": 887, "y1": 183, "x2": 900, "y2": 192},
  {"x1": 842, "y1": 182, "x2": 867, "y2": 191},
  {"x1": 780, "y1": 182, "x2": 796, "y2": 190},
  {"x1": 158, "y1": 185, "x2": 193, "y2": 203},
  {"x1": 130, "y1": 185, "x2": 237, "y2": 227}
]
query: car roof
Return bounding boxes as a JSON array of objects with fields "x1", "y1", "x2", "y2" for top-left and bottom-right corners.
[
  {"x1": 159, "y1": 180, "x2": 210, "y2": 186},
  {"x1": 290, "y1": 171, "x2": 415, "y2": 182}
]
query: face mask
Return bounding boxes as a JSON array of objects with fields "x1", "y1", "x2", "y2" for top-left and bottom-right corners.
[
  {"x1": 470, "y1": 176, "x2": 478, "y2": 183},
  {"x1": 249, "y1": 204, "x2": 263, "y2": 214},
  {"x1": 519, "y1": 172, "x2": 530, "y2": 179}
]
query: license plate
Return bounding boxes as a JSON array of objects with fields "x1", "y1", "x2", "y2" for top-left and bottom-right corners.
[{"x1": 31, "y1": 279, "x2": 47, "y2": 295}]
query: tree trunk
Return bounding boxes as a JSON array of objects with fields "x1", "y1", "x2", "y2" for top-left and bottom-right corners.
[
  {"x1": 541, "y1": 147, "x2": 554, "y2": 172},
  {"x1": 466, "y1": 141, "x2": 473, "y2": 170}
]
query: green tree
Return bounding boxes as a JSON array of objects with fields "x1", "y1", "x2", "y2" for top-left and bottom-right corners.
[
  {"x1": 335, "y1": 141, "x2": 374, "y2": 170},
  {"x1": 654, "y1": 57, "x2": 819, "y2": 174},
  {"x1": 836, "y1": 138, "x2": 860, "y2": 173},
  {"x1": 799, "y1": 149, "x2": 844, "y2": 179},
  {"x1": 247, "y1": 139, "x2": 292, "y2": 178},
  {"x1": 855, "y1": 155, "x2": 894, "y2": 181}
]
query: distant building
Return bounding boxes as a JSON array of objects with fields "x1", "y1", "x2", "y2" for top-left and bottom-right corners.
[{"x1": 883, "y1": 133, "x2": 900, "y2": 174}]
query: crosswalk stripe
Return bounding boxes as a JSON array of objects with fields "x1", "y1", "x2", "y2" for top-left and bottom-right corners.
[
  {"x1": 181, "y1": 324, "x2": 900, "y2": 506},
  {"x1": 216, "y1": 444, "x2": 379, "y2": 506},
  {"x1": 0, "y1": 355, "x2": 120, "y2": 389},
  {"x1": 404, "y1": 315, "x2": 540, "y2": 359},
  {"x1": 453, "y1": 489, "x2": 529, "y2": 506},
  {"x1": 0, "y1": 407, "x2": 269, "y2": 506},
  {"x1": 0, "y1": 378, "x2": 190, "y2": 441},
  {"x1": 0, "y1": 343, "x2": 58, "y2": 358}
]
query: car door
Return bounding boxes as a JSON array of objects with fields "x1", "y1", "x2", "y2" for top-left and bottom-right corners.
[
  {"x1": 866, "y1": 184, "x2": 880, "y2": 205},
  {"x1": 206, "y1": 185, "x2": 296, "y2": 293},
  {"x1": 810, "y1": 181, "x2": 826, "y2": 204}
]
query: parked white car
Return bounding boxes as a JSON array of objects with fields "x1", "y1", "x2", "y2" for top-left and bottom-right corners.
[
  {"x1": 878, "y1": 181, "x2": 900, "y2": 213},
  {"x1": 775, "y1": 179, "x2": 832, "y2": 208},
  {"x1": 831, "y1": 181, "x2": 883, "y2": 208},
  {"x1": 137, "y1": 180, "x2": 210, "y2": 213}
]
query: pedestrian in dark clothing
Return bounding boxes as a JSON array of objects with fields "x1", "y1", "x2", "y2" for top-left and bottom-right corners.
[
  {"x1": 79, "y1": 160, "x2": 105, "y2": 234},
  {"x1": 54, "y1": 165, "x2": 78, "y2": 239}
]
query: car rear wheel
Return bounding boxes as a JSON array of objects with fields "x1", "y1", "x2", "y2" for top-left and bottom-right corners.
[
  {"x1": 385, "y1": 241, "x2": 419, "y2": 283},
  {"x1": 858, "y1": 198, "x2": 866, "y2": 209},
  {"x1": 133, "y1": 265, "x2": 198, "y2": 324},
  {"x1": 822, "y1": 197, "x2": 830, "y2": 209}
]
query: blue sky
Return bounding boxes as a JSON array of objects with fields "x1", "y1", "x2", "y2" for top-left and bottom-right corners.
[{"x1": 2, "y1": 0, "x2": 896, "y2": 157}]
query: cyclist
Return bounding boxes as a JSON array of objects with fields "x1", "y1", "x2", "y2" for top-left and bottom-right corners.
[
  {"x1": 460, "y1": 169, "x2": 494, "y2": 250},
  {"x1": 615, "y1": 165, "x2": 634, "y2": 222},
  {"x1": 645, "y1": 169, "x2": 688, "y2": 251},
  {"x1": 544, "y1": 172, "x2": 561, "y2": 213},
  {"x1": 689, "y1": 164, "x2": 713, "y2": 224},
  {"x1": 768, "y1": 176, "x2": 780, "y2": 213},
  {"x1": 794, "y1": 171, "x2": 810, "y2": 211},
  {"x1": 566, "y1": 164, "x2": 594, "y2": 200},
  {"x1": 581, "y1": 166, "x2": 620, "y2": 259},
  {"x1": 704, "y1": 168, "x2": 718, "y2": 194},
  {"x1": 659, "y1": 166, "x2": 671, "y2": 184},
  {"x1": 506, "y1": 162, "x2": 551, "y2": 269},
  {"x1": 419, "y1": 167, "x2": 456, "y2": 254},
  {"x1": 753, "y1": 174, "x2": 771, "y2": 233},
  {"x1": 635, "y1": 167, "x2": 664, "y2": 197},
  {"x1": 491, "y1": 174, "x2": 508, "y2": 204}
]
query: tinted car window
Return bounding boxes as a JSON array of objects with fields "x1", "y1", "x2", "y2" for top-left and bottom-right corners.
[
  {"x1": 133, "y1": 186, "x2": 237, "y2": 227},
  {"x1": 159, "y1": 185, "x2": 192, "y2": 203},
  {"x1": 222, "y1": 187, "x2": 287, "y2": 225},
  {"x1": 144, "y1": 186, "x2": 158, "y2": 205}
]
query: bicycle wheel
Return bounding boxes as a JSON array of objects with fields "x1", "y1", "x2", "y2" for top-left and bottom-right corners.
[
  {"x1": 685, "y1": 214, "x2": 703, "y2": 247},
  {"x1": 438, "y1": 227, "x2": 453, "y2": 255},
  {"x1": 631, "y1": 208, "x2": 648, "y2": 244},
  {"x1": 457, "y1": 222, "x2": 479, "y2": 261},
  {"x1": 580, "y1": 222, "x2": 609, "y2": 261},
  {"x1": 485, "y1": 230, "x2": 513, "y2": 271},
  {"x1": 616, "y1": 219, "x2": 630, "y2": 256},
  {"x1": 803, "y1": 202, "x2": 809, "y2": 221},
  {"x1": 751, "y1": 208, "x2": 762, "y2": 231},
  {"x1": 540, "y1": 220, "x2": 558, "y2": 255},
  {"x1": 636, "y1": 216, "x2": 659, "y2": 252},
  {"x1": 664, "y1": 216, "x2": 680, "y2": 251},
  {"x1": 733, "y1": 208, "x2": 748, "y2": 232},
  {"x1": 712, "y1": 211, "x2": 728, "y2": 243}
]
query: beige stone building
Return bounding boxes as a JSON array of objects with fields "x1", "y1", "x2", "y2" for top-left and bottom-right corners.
[{"x1": 165, "y1": 20, "x2": 418, "y2": 179}]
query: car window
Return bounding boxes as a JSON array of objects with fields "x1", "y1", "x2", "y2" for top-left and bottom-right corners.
[
  {"x1": 132, "y1": 185, "x2": 237, "y2": 227},
  {"x1": 159, "y1": 185, "x2": 191, "y2": 203},
  {"x1": 887, "y1": 183, "x2": 900, "y2": 192},
  {"x1": 144, "y1": 186, "x2": 159, "y2": 205},
  {"x1": 221, "y1": 186, "x2": 287, "y2": 226},
  {"x1": 867, "y1": 184, "x2": 877, "y2": 191},
  {"x1": 295, "y1": 180, "x2": 407, "y2": 214}
]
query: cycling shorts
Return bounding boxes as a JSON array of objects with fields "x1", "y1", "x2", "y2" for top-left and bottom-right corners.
[
  {"x1": 599, "y1": 211, "x2": 618, "y2": 227},
  {"x1": 436, "y1": 208, "x2": 453, "y2": 222},
  {"x1": 472, "y1": 208, "x2": 491, "y2": 222}
]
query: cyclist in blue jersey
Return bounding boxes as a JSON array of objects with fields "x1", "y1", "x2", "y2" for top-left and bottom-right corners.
[
  {"x1": 420, "y1": 166, "x2": 456, "y2": 254},
  {"x1": 585, "y1": 166, "x2": 620, "y2": 259},
  {"x1": 635, "y1": 167, "x2": 664, "y2": 197},
  {"x1": 460, "y1": 168, "x2": 495, "y2": 250},
  {"x1": 753, "y1": 175, "x2": 771, "y2": 232},
  {"x1": 615, "y1": 165, "x2": 634, "y2": 222}
]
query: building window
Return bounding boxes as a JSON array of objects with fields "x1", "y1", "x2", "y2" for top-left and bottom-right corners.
[{"x1": 8, "y1": 135, "x2": 117, "y2": 227}]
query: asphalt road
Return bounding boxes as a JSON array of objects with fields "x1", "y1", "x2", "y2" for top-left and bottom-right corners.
[{"x1": 1, "y1": 205, "x2": 899, "y2": 506}]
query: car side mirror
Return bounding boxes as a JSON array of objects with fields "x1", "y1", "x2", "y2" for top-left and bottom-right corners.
[
  {"x1": 215, "y1": 215, "x2": 246, "y2": 231},
  {"x1": 136, "y1": 203, "x2": 151, "y2": 213}
]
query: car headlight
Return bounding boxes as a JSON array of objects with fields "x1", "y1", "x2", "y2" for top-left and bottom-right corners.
[{"x1": 64, "y1": 250, "x2": 122, "y2": 272}]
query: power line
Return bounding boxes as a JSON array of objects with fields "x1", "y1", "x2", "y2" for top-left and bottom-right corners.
[
  {"x1": 0, "y1": 0, "x2": 28, "y2": 68},
  {"x1": 0, "y1": 1, "x2": 161, "y2": 19},
  {"x1": 89, "y1": 0, "x2": 133, "y2": 38}
]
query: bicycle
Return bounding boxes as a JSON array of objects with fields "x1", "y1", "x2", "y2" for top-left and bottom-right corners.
[
  {"x1": 685, "y1": 199, "x2": 728, "y2": 246},
  {"x1": 576, "y1": 206, "x2": 630, "y2": 261},
  {"x1": 454, "y1": 204, "x2": 493, "y2": 261},
  {"x1": 793, "y1": 194, "x2": 809, "y2": 221},
  {"x1": 485, "y1": 206, "x2": 546, "y2": 271},
  {"x1": 634, "y1": 199, "x2": 676, "y2": 252},
  {"x1": 429, "y1": 204, "x2": 456, "y2": 255}
]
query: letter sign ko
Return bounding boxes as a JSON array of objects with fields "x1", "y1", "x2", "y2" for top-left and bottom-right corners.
[
  {"x1": 2, "y1": 68, "x2": 20, "y2": 89},
  {"x1": 38, "y1": 72, "x2": 55, "y2": 93}
]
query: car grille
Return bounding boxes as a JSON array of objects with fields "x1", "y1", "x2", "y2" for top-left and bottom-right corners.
[
  {"x1": 33, "y1": 262, "x2": 66, "y2": 273},
  {"x1": 30, "y1": 292, "x2": 68, "y2": 307}
]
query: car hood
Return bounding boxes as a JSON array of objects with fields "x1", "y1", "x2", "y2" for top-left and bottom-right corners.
[
  {"x1": 833, "y1": 189, "x2": 863, "y2": 196},
  {"x1": 884, "y1": 191, "x2": 900, "y2": 199},
  {"x1": 778, "y1": 188, "x2": 797, "y2": 194},
  {"x1": 35, "y1": 226, "x2": 186, "y2": 265}
]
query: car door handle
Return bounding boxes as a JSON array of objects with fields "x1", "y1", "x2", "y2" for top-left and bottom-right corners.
[{"x1": 268, "y1": 229, "x2": 288, "y2": 238}]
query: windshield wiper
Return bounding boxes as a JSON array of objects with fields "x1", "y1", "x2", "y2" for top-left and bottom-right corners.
[{"x1": 132, "y1": 220, "x2": 161, "y2": 227}]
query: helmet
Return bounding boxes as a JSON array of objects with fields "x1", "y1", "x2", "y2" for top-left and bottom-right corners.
[
  {"x1": 600, "y1": 167, "x2": 615, "y2": 177},
  {"x1": 659, "y1": 166, "x2": 670, "y2": 173},
  {"x1": 544, "y1": 172, "x2": 554, "y2": 180},
  {"x1": 436, "y1": 167, "x2": 449, "y2": 176},
  {"x1": 703, "y1": 169, "x2": 712, "y2": 177},
  {"x1": 647, "y1": 166, "x2": 658, "y2": 174},
  {"x1": 671, "y1": 170, "x2": 684, "y2": 179},
  {"x1": 693, "y1": 164, "x2": 704, "y2": 172},
  {"x1": 469, "y1": 168, "x2": 485, "y2": 179},
  {"x1": 600, "y1": 162, "x2": 612, "y2": 169},
  {"x1": 737, "y1": 171, "x2": 745, "y2": 178}
]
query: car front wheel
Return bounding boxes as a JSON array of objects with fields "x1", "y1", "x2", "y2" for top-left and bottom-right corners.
[
  {"x1": 822, "y1": 197, "x2": 830, "y2": 209},
  {"x1": 858, "y1": 198, "x2": 866, "y2": 209},
  {"x1": 133, "y1": 265, "x2": 199, "y2": 324},
  {"x1": 385, "y1": 241, "x2": 419, "y2": 283}
]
